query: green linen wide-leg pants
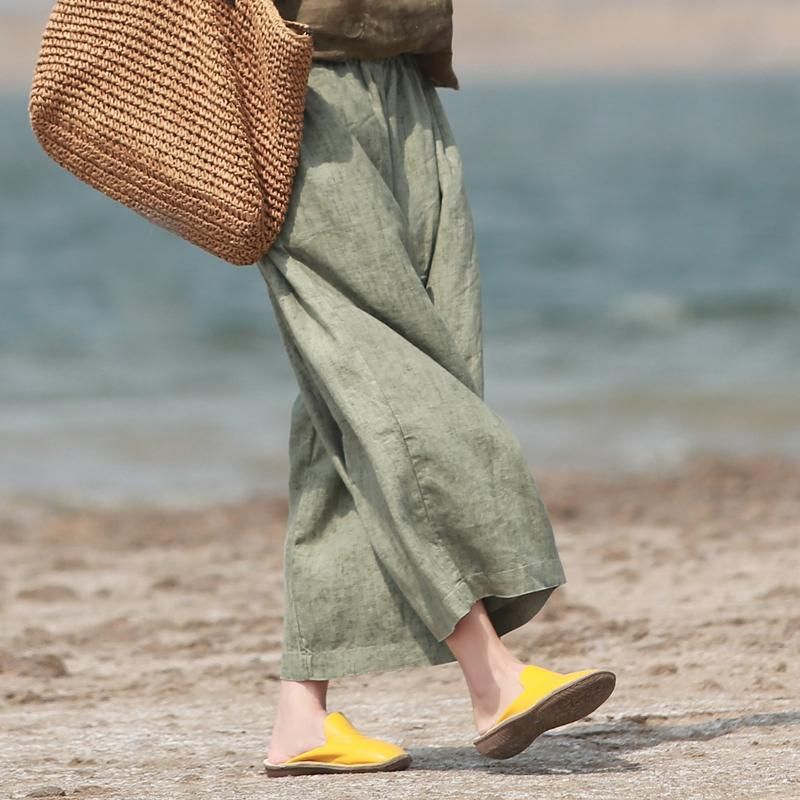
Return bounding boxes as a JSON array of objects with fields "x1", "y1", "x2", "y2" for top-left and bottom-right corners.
[{"x1": 256, "y1": 53, "x2": 566, "y2": 681}]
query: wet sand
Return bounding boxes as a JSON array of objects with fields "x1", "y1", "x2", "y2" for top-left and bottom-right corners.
[{"x1": 1, "y1": 454, "x2": 798, "y2": 798}]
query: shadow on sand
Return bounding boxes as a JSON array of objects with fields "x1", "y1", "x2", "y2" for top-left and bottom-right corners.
[{"x1": 408, "y1": 710, "x2": 800, "y2": 775}]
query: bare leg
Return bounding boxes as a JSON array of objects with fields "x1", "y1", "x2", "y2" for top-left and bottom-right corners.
[
  {"x1": 445, "y1": 598, "x2": 529, "y2": 736},
  {"x1": 265, "y1": 679, "x2": 329, "y2": 764}
]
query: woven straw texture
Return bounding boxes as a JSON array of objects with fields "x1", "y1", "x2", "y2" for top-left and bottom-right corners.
[{"x1": 29, "y1": 0, "x2": 314, "y2": 265}]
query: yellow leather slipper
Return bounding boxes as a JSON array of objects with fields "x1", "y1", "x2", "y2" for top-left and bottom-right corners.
[
  {"x1": 263, "y1": 710, "x2": 412, "y2": 777},
  {"x1": 472, "y1": 664, "x2": 616, "y2": 759}
]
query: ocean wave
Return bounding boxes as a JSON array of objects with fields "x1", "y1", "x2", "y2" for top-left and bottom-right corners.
[
  {"x1": 610, "y1": 292, "x2": 690, "y2": 328},
  {"x1": 609, "y1": 291, "x2": 800, "y2": 330}
]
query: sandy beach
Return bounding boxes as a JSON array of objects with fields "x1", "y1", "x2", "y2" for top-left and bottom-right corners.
[
  {"x1": 1, "y1": 454, "x2": 798, "y2": 798},
  {"x1": 2, "y1": 2, "x2": 799, "y2": 796}
]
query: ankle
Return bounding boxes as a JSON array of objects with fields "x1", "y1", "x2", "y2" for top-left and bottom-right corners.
[
  {"x1": 468, "y1": 657, "x2": 524, "y2": 705},
  {"x1": 272, "y1": 680, "x2": 328, "y2": 729},
  {"x1": 267, "y1": 691, "x2": 328, "y2": 763}
]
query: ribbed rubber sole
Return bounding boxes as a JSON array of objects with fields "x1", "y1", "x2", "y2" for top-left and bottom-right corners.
[
  {"x1": 263, "y1": 752, "x2": 412, "y2": 777},
  {"x1": 472, "y1": 670, "x2": 617, "y2": 760}
]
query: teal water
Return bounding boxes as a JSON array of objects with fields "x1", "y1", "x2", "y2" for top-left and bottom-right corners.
[{"x1": 2, "y1": 72, "x2": 799, "y2": 506}]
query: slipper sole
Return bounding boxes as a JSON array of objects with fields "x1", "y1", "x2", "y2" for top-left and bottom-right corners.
[
  {"x1": 263, "y1": 752, "x2": 412, "y2": 777},
  {"x1": 472, "y1": 669, "x2": 616, "y2": 760}
]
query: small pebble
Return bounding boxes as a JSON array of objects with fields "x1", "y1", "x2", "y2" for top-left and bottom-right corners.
[{"x1": 25, "y1": 787, "x2": 66, "y2": 798}]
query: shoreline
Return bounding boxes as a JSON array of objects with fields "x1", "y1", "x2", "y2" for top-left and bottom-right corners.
[
  {"x1": 2, "y1": 449, "x2": 799, "y2": 514},
  {"x1": 7, "y1": 2, "x2": 800, "y2": 89}
]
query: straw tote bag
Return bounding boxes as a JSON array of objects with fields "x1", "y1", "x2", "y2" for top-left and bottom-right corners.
[{"x1": 28, "y1": 0, "x2": 314, "y2": 265}]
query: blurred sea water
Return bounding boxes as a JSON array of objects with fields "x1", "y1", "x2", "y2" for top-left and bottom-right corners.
[{"x1": 2, "y1": 71, "x2": 800, "y2": 506}]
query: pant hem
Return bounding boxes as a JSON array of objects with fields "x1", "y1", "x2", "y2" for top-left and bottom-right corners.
[{"x1": 278, "y1": 561, "x2": 566, "y2": 680}]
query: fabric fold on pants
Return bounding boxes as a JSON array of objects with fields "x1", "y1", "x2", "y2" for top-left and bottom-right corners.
[{"x1": 256, "y1": 53, "x2": 566, "y2": 680}]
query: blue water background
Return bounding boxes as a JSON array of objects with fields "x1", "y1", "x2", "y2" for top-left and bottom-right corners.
[{"x1": 2, "y1": 71, "x2": 799, "y2": 505}]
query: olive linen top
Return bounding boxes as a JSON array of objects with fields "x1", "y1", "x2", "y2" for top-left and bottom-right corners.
[{"x1": 273, "y1": 0, "x2": 459, "y2": 89}]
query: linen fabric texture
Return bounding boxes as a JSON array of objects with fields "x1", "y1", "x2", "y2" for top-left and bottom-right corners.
[{"x1": 257, "y1": 54, "x2": 566, "y2": 680}]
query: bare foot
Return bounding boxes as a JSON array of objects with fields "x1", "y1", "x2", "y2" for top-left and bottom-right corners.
[
  {"x1": 265, "y1": 679, "x2": 329, "y2": 765},
  {"x1": 443, "y1": 598, "x2": 532, "y2": 736},
  {"x1": 471, "y1": 659, "x2": 527, "y2": 736},
  {"x1": 266, "y1": 709, "x2": 328, "y2": 764}
]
